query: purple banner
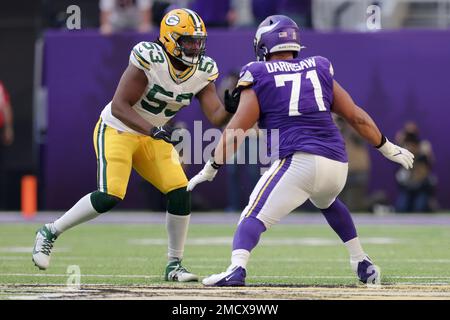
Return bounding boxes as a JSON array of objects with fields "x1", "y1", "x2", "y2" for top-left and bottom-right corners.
[{"x1": 43, "y1": 29, "x2": 450, "y2": 210}]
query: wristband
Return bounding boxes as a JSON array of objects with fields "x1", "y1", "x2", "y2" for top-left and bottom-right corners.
[
  {"x1": 375, "y1": 135, "x2": 387, "y2": 149},
  {"x1": 210, "y1": 159, "x2": 222, "y2": 169}
]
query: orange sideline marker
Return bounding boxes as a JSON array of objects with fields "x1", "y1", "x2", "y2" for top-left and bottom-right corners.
[{"x1": 21, "y1": 175, "x2": 37, "y2": 218}]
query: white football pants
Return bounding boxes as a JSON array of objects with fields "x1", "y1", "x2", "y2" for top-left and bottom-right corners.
[{"x1": 239, "y1": 152, "x2": 348, "y2": 228}]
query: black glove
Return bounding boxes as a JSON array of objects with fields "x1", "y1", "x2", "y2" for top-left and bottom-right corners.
[
  {"x1": 224, "y1": 87, "x2": 241, "y2": 114},
  {"x1": 149, "y1": 125, "x2": 176, "y2": 145}
]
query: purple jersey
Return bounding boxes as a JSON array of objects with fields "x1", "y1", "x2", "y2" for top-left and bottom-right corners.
[{"x1": 237, "y1": 56, "x2": 347, "y2": 163}]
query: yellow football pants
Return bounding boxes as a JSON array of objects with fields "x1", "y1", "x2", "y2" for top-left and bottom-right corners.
[{"x1": 93, "y1": 118, "x2": 188, "y2": 199}]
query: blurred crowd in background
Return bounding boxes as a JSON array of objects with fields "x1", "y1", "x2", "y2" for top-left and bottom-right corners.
[
  {"x1": 335, "y1": 117, "x2": 437, "y2": 213},
  {"x1": 40, "y1": 0, "x2": 450, "y2": 32}
]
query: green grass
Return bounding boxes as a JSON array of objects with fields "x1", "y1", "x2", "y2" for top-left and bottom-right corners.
[{"x1": 1, "y1": 223, "x2": 449, "y2": 286}]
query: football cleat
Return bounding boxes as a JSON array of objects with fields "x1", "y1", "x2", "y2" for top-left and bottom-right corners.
[
  {"x1": 351, "y1": 255, "x2": 381, "y2": 284},
  {"x1": 202, "y1": 265, "x2": 246, "y2": 287},
  {"x1": 32, "y1": 224, "x2": 57, "y2": 270},
  {"x1": 164, "y1": 259, "x2": 199, "y2": 282}
]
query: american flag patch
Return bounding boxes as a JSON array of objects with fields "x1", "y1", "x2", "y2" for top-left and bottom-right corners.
[{"x1": 278, "y1": 31, "x2": 288, "y2": 38}]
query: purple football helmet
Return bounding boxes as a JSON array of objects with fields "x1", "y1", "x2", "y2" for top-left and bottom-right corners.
[{"x1": 254, "y1": 15, "x2": 304, "y2": 61}]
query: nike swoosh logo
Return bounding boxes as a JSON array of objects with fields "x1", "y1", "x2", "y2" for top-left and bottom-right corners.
[
  {"x1": 393, "y1": 151, "x2": 402, "y2": 156},
  {"x1": 225, "y1": 275, "x2": 233, "y2": 281}
]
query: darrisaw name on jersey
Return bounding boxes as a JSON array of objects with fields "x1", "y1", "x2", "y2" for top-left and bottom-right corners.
[
  {"x1": 172, "y1": 304, "x2": 207, "y2": 317},
  {"x1": 265, "y1": 57, "x2": 316, "y2": 73}
]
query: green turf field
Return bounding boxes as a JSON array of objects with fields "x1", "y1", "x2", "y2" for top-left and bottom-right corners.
[{"x1": 1, "y1": 222, "x2": 449, "y2": 289}]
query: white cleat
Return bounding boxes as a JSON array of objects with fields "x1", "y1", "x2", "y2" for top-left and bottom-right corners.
[
  {"x1": 165, "y1": 259, "x2": 199, "y2": 282},
  {"x1": 351, "y1": 255, "x2": 381, "y2": 284},
  {"x1": 202, "y1": 265, "x2": 246, "y2": 287},
  {"x1": 32, "y1": 224, "x2": 57, "y2": 270}
]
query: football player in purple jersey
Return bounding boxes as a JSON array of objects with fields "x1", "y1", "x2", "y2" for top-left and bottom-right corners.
[{"x1": 188, "y1": 15, "x2": 414, "y2": 286}]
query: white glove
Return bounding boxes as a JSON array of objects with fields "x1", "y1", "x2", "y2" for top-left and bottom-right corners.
[
  {"x1": 187, "y1": 160, "x2": 219, "y2": 191},
  {"x1": 377, "y1": 138, "x2": 414, "y2": 170}
]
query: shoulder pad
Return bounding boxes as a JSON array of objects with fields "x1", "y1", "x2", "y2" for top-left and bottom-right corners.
[
  {"x1": 198, "y1": 56, "x2": 219, "y2": 81},
  {"x1": 237, "y1": 61, "x2": 261, "y2": 88},
  {"x1": 313, "y1": 56, "x2": 334, "y2": 76},
  {"x1": 130, "y1": 41, "x2": 166, "y2": 70}
]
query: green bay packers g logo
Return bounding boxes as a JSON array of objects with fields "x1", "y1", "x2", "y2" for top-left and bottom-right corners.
[{"x1": 166, "y1": 15, "x2": 180, "y2": 26}]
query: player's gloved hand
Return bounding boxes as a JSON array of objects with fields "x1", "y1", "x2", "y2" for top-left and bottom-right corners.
[
  {"x1": 187, "y1": 159, "x2": 221, "y2": 191},
  {"x1": 224, "y1": 88, "x2": 241, "y2": 114},
  {"x1": 376, "y1": 136, "x2": 414, "y2": 170},
  {"x1": 150, "y1": 125, "x2": 176, "y2": 145}
]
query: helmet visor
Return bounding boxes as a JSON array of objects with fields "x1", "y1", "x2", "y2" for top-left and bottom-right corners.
[{"x1": 178, "y1": 35, "x2": 206, "y2": 57}]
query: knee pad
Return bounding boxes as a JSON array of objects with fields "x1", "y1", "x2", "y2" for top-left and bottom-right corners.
[
  {"x1": 90, "y1": 191, "x2": 121, "y2": 213},
  {"x1": 167, "y1": 187, "x2": 191, "y2": 216}
]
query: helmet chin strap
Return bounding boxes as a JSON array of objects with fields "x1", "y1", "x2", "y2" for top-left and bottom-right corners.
[
  {"x1": 174, "y1": 54, "x2": 197, "y2": 67},
  {"x1": 259, "y1": 46, "x2": 269, "y2": 61},
  {"x1": 181, "y1": 49, "x2": 204, "y2": 66},
  {"x1": 172, "y1": 41, "x2": 203, "y2": 67},
  {"x1": 164, "y1": 50, "x2": 189, "y2": 71}
]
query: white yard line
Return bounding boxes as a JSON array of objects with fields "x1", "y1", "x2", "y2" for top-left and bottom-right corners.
[
  {"x1": 3, "y1": 256, "x2": 450, "y2": 263},
  {"x1": 0, "y1": 256, "x2": 149, "y2": 261},
  {"x1": 1, "y1": 273, "x2": 450, "y2": 280},
  {"x1": 2, "y1": 282, "x2": 450, "y2": 286},
  {"x1": 0, "y1": 247, "x2": 70, "y2": 253},
  {"x1": 129, "y1": 237, "x2": 404, "y2": 246}
]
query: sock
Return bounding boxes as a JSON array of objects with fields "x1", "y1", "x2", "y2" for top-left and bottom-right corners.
[
  {"x1": 231, "y1": 249, "x2": 251, "y2": 269},
  {"x1": 232, "y1": 216, "x2": 266, "y2": 252},
  {"x1": 166, "y1": 212, "x2": 190, "y2": 261},
  {"x1": 321, "y1": 199, "x2": 357, "y2": 243},
  {"x1": 344, "y1": 237, "x2": 366, "y2": 261},
  {"x1": 52, "y1": 193, "x2": 100, "y2": 235}
]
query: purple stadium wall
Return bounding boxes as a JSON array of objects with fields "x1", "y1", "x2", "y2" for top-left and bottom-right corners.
[{"x1": 43, "y1": 29, "x2": 450, "y2": 210}]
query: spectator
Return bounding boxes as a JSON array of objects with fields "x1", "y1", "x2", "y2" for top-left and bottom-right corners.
[
  {"x1": 395, "y1": 121, "x2": 434, "y2": 164},
  {"x1": 152, "y1": 1, "x2": 191, "y2": 26},
  {"x1": 252, "y1": 0, "x2": 279, "y2": 25},
  {"x1": 231, "y1": 0, "x2": 254, "y2": 27},
  {"x1": 42, "y1": 0, "x2": 100, "y2": 29},
  {"x1": 252, "y1": 0, "x2": 312, "y2": 28},
  {"x1": 394, "y1": 122, "x2": 438, "y2": 212},
  {"x1": 0, "y1": 81, "x2": 14, "y2": 209},
  {"x1": 335, "y1": 116, "x2": 371, "y2": 211},
  {"x1": 312, "y1": 0, "x2": 408, "y2": 31},
  {"x1": 99, "y1": 0, "x2": 153, "y2": 35}
]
